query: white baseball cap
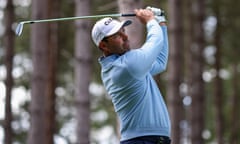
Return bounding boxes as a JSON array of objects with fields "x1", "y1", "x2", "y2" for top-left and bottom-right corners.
[{"x1": 91, "y1": 17, "x2": 132, "y2": 46}]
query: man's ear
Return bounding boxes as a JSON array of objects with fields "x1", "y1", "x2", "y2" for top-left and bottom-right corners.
[{"x1": 99, "y1": 41, "x2": 109, "y2": 52}]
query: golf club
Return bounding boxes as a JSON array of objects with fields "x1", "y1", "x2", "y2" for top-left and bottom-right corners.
[{"x1": 15, "y1": 12, "x2": 164, "y2": 36}]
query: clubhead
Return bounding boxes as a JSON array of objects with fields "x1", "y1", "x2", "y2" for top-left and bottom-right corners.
[{"x1": 15, "y1": 22, "x2": 24, "y2": 36}]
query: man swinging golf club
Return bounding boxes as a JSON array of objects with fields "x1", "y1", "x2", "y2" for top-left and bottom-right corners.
[{"x1": 91, "y1": 6, "x2": 171, "y2": 144}]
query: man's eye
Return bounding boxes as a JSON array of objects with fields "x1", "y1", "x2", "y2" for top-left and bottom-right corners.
[{"x1": 113, "y1": 33, "x2": 121, "y2": 38}]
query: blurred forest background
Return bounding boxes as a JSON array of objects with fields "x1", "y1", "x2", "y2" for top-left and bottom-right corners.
[{"x1": 0, "y1": 0, "x2": 240, "y2": 144}]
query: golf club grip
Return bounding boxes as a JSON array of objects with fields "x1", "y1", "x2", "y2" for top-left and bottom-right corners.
[
  {"x1": 122, "y1": 11, "x2": 164, "y2": 17},
  {"x1": 122, "y1": 14, "x2": 136, "y2": 17}
]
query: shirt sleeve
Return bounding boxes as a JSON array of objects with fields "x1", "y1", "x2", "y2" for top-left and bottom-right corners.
[
  {"x1": 149, "y1": 25, "x2": 169, "y2": 76},
  {"x1": 124, "y1": 19, "x2": 164, "y2": 79}
]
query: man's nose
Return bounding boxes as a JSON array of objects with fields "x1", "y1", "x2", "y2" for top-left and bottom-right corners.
[{"x1": 120, "y1": 32, "x2": 128, "y2": 40}]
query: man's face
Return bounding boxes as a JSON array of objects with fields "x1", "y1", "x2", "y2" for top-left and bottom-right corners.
[{"x1": 100, "y1": 28, "x2": 130, "y2": 56}]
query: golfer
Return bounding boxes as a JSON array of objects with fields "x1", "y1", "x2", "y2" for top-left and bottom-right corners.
[{"x1": 91, "y1": 7, "x2": 171, "y2": 144}]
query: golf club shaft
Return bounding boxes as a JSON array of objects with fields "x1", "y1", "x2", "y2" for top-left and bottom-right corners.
[
  {"x1": 24, "y1": 14, "x2": 121, "y2": 24},
  {"x1": 22, "y1": 14, "x2": 134, "y2": 24},
  {"x1": 16, "y1": 12, "x2": 164, "y2": 36},
  {"x1": 20, "y1": 12, "x2": 163, "y2": 24}
]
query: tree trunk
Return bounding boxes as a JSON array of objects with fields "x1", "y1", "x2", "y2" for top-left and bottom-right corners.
[
  {"x1": 189, "y1": 0, "x2": 205, "y2": 144},
  {"x1": 213, "y1": 2, "x2": 224, "y2": 143},
  {"x1": 27, "y1": 0, "x2": 48, "y2": 141},
  {"x1": 167, "y1": 0, "x2": 184, "y2": 144},
  {"x1": 185, "y1": 0, "x2": 194, "y2": 142},
  {"x1": 3, "y1": 0, "x2": 15, "y2": 143},
  {"x1": 27, "y1": 0, "x2": 58, "y2": 143},
  {"x1": 74, "y1": 0, "x2": 92, "y2": 143},
  {"x1": 117, "y1": 0, "x2": 143, "y2": 49},
  {"x1": 230, "y1": 64, "x2": 240, "y2": 144},
  {"x1": 44, "y1": 0, "x2": 59, "y2": 143}
]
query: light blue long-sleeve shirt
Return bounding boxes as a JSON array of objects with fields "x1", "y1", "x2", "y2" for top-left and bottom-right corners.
[{"x1": 99, "y1": 19, "x2": 170, "y2": 141}]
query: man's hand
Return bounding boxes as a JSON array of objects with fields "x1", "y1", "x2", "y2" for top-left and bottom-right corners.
[
  {"x1": 146, "y1": 6, "x2": 166, "y2": 24},
  {"x1": 134, "y1": 9, "x2": 154, "y2": 24}
]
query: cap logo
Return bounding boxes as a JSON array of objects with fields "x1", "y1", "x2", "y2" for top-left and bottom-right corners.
[{"x1": 104, "y1": 18, "x2": 113, "y2": 25}]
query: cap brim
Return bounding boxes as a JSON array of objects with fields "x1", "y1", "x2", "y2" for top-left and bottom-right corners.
[{"x1": 123, "y1": 20, "x2": 132, "y2": 27}]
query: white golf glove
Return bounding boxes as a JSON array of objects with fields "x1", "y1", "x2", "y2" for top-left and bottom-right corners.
[{"x1": 146, "y1": 6, "x2": 166, "y2": 23}]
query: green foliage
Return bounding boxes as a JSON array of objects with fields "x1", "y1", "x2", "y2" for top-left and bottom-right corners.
[{"x1": 91, "y1": 94, "x2": 116, "y2": 130}]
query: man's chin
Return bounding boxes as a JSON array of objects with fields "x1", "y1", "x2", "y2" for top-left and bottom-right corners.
[
  {"x1": 119, "y1": 49, "x2": 130, "y2": 55},
  {"x1": 123, "y1": 48, "x2": 130, "y2": 53},
  {"x1": 124, "y1": 45, "x2": 130, "y2": 51},
  {"x1": 123, "y1": 42, "x2": 130, "y2": 49}
]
